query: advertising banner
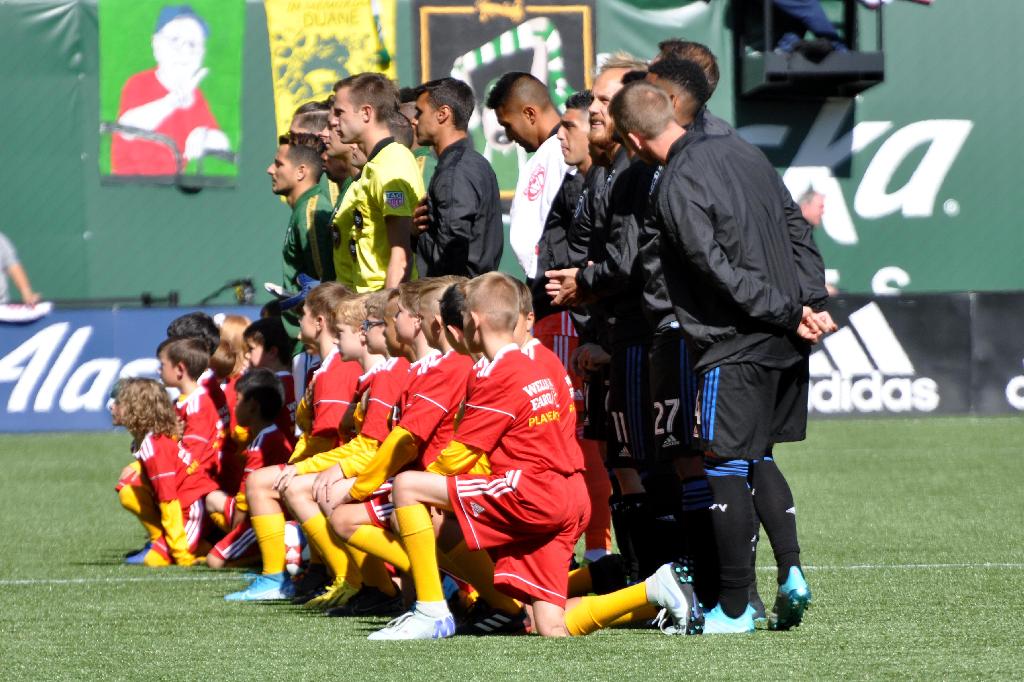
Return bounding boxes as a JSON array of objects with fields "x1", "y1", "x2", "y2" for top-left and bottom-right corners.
[
  {"x1": 98, "y1": 0, "x2": 245, "y2": 186},
  {"x1": 415, "y1": 0, "x2": 595, "y2": 199},
  {"x1": 264, "y1": 0, "x2": 398, "y2": 137},
  {"x1": 0, "y1": 307, "x2": 257, "y2": 432},
  {"x1": 809, "y1": 295, "x2": 973, "y2": 417},
  {"x1": 970, "y1": 293, "x2": 1024, "y2": 415}
]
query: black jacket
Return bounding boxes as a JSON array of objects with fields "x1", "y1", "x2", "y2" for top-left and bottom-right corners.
[
  {"x1": 532, "y1": 170, "x2": 584, "y2": 321},
  {"x1": 653, "y1": 124, "x2": 827, "y2": 372},
  {"x1": 577, "y1": 157, "x2": 659, "y2": 348},
  {"x1": 416, "y1": 137, "x2": 503, "y2": 277}
]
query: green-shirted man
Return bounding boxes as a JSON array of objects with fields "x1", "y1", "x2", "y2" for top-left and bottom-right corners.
[
  {"x1": 267, "y1": 133, "x2": 335, "y2": 339},
  {"x1": 328, "y1": 73, "x2": 425, "y2": 291}
]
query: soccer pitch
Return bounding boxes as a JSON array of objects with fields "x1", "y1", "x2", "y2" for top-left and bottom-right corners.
[{"x1": 1, "y1": 417, "x2": 1022, "y2": 680}]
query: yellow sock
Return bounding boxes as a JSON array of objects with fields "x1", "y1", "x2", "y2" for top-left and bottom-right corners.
[
  {"x1": 444, "y1": 541, "x2": 520, "y2": 615},
  {"x1": 355, "y1": 553, "x2": 397, "y2": 597},
  {"x1": 348, "y1": 525, "x2": 411, "y2": 572},
  {"x1": 564, "y1": 582, "x2": 651, "y2": 636},
  {"x1": 301, "y1": 514, "x2": 358, "y2": 587},
  {"x1": 608, "y1": 604, "x2": 659, "y2": 628},
  {"x1": 250, "y1": 513, "x2": 286, "y2": 575},
  {"x1": 118, "y1": 485, "x2": 162, "y2": 542},
  {"x1": 395, "y1": 504, "x2": 444, "y2": 603},
  {"x1": 567, "y1": 565, "x2": 593, "y2": 597},
  {"x1": 208, "y1": 511, "x2": 229, "y2": 533}
]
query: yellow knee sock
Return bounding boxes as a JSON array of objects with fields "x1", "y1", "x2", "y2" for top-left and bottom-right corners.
[
  {"x1": 208, "y1": 511, "x2": 229, "y2": 533},
  {"x1": 250, "y1": 513, "x2": 286, "y2": 575},
  {"x1": 444, "y1": 541, "x2": 520, "y2": 614},
  {"x1": 564, "y1": 582, "x2": 651, "y2": 636},
  {"x1": 395, "y1": 504, "x2": 444, "y2": 603},
  {"x1": 607, "y1": 603, "x2": 659, "y2": 628},
  {"x1": 302, "y1": 514, "x2": 360, "y2": 587},
  {"x1": 348, "y1": 525, "x2": 411, "y2": 572},
  {"x1": 118, "y1": 485, "x2": 162, "y2": 542},
  {"x1": 567, "y1": 565, "x2": 593, "y2": 597},
  {"x1": 355, "y1": 553, "x2": 397, "y2": 597}
]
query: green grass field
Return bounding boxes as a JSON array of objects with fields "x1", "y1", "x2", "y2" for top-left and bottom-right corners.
[{"x1": 2, "y1": 417, "x2": 1023, "y2": 680}]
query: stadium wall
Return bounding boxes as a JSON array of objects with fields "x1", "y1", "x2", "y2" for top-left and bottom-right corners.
[{"x1": 0, "y1": 0, "x2": 1019, "y2": 306}]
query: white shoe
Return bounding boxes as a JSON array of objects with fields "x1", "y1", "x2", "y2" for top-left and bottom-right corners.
[
  {"x1": 368, "y1": 608, "x2": 456, "y2": 640},
  {"x1": 649, "y1": 562, "x2": 704, "y2": 635}
]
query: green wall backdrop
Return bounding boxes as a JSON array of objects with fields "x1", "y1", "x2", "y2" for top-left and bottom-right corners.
[{"x1": 0, "y1": 0, "x2": 1019, "y2": 305}]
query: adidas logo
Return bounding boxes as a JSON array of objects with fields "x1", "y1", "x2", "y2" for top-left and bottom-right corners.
[
  {"x1": 808, "y1": 302, "x2": 939, "y2": 414},
  {"x1": 618, "y1": 446, "x2": 632, "y2": 459},
  {"x1": 470, "y1": 502, "x2": 485, "y2": 517},
  {"x1": 662, "y1": 434, "x2": 680, "y2": 448}
]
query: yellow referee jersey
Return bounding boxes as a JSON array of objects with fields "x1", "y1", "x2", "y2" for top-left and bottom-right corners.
[{"x1": 333, "y1": 138, "x2": 425, "y2": 292}]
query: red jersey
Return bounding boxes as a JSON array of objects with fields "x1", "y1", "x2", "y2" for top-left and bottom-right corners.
[
  {"x1": 275, "y1": 370, "x2": 297, "y2": 443},
  {"x1": 175, "y1": 386, "x2": 223, "y2": 478},
  {"x1": 135, "y1": 432, "x2": 217, "y2": 508},
  {"x1": 111, "y1": 69, "x2": 219, "y2": 176},
  {"x1": 310, "y1": 349, "x2": 361, "y2": 443},
  {"x1": 458, "y1": 343, "x2": 583, "y2": 477},
  {"x1": 522, "y1": 338, "x2": 581, "y2": 453},
  {"x1": 359, "y1": 356, "x2": 411, "y2": 443},
  {"x1": 241, "y1": 424, "x2": 293, "y2": 482},
  {"x1": 398, "y1": 350, "x2": 475, "y2": 468}
]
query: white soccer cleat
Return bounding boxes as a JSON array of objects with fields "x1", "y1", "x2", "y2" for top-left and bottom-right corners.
[
  {"x1": 368, "y1": 608, "x2": 456, "y2": 641},
  {"x1": 650, "y1": 562, "x2": 704, "y2": 635}
]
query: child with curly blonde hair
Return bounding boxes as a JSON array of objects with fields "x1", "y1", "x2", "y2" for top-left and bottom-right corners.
[{"x1": 116, "y1": 378, "x2": 217, "y2": 567}]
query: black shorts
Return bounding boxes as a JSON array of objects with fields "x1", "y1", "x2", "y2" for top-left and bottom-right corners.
[
  {"x1": 581, "y1": 366, "x2": 609, "y2": 442},
  {"x1": 606, "y1": 343, "x2": 654, "y2": 469},
  {"x1": 694, "y1": 359, "x2": 809, "y2": 460},
  {"x1": 648, "y1": 327, "x2": 700, "y2": 459}
]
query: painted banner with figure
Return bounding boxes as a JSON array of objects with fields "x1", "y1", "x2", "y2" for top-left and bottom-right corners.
[
  {"x1": 98, "y1": 0, "x2": 245, "y2": 187},
  {"x1": 416, "y1": 0, "x2": 594, "y2": 200},
  {"x1": 265, "y1": 0, "x2": 398, "y2": 136}
]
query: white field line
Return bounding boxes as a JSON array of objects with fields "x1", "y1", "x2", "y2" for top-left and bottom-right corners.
[{"x1": 1, "y1": 563, "x2": 1022, "y2": 587}]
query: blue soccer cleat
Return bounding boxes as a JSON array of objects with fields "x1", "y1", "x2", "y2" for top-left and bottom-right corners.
[
  {"x1": 368, "y1": 607, "x2": 457, "y2": 641},
  {"x1": 702, "y1": 604, "x2": 756, "y2": 634},
  {"x1": 124, "y1": 542, "x2": 152, "y2": 565},
  {"x1": 224, "y1": 572, "x2": 295, "y2": 601},
  {"x1": 769, "y1": 566, "x2": 812, "y2": 631}
]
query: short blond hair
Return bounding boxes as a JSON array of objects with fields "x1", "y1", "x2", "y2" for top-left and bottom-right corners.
[
  {"x1": 598, "y1": 51, "x2": 648, "y2": 76},
  {"x1": 398, "y1": 279, "x2": 433, "y2": 317},
  {"x1": 335, "y1": 293, "x2": 369, "y2": 330},
  {"x1": 419, "y1": 275, "x2": 468, "y2": 318},
  {"x1": 465, "y1": 272, "x2": 521, "y2": 333},
  {"x1": 610, "y1": 81, "x2": 674, "y2": 139},
  {"x1": 365, "y1": 288, "x2": 392, "y2": 320}
]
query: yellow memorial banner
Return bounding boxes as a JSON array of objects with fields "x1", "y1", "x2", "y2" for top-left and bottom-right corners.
[{"x1": 265, "y1": 0, "x2": 398, "y2": 135}]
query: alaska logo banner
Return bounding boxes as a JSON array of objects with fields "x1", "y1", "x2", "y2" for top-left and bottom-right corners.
[
  {"x1": 416, "y1": 0, "x2": 595, "y2": 199},
  {"x1": 264, "y1": 0, "x2": 398, "y2": 137},
  {"x1": 98, "y1": 0, "x2": 245, "y2": 188}
]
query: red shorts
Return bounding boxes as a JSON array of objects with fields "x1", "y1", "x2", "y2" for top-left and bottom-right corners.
[
  {"x1": 363, "y1": 479, "x2": 395, "y2": 530},
  {"x1": 448, "y1": 470, "x2": 590, "y2": 607},
  {"x1": 210, "y1": 519, "x2": 257, "y2": 561},
  {"x1": 534, "y1": 312, "x2": 585, "y2": 437},
  {"x1": 150, "y1": 498, "x2": 206, "y2": 561}
]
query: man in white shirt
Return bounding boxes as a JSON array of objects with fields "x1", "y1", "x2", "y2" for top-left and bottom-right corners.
[{"x1": 485, "y1": 72, "x2": 571, "y2": 281}]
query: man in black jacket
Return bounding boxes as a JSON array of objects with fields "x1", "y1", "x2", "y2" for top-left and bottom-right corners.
[
  {"x1": 610, "y1": 81, "x2": 835, "y2": 634},
  {"x1": 410, "y1": 78, "x2": 502, "y2": 277}
]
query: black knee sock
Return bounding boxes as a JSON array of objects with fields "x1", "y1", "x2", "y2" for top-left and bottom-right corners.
[
  {"x1": 609, "y1": 493, "x2": 640, "y2": 584},
  {"x1": 751, "y1": 457, "x2": 801, "y2": 584},
  {"x1": 619, "y1": 492, "x2": 663, "y2": 578},
  {"x1": 706, "y1": 473, "x2": 757, "y2": 618},
  {"x1": 678, "y1": 476, "x2": 719, "y2": 608}
]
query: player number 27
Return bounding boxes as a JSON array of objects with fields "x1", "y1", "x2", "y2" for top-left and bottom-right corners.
[{"x1": 652, "y1": 399, "x2": 680, "y2": 436}]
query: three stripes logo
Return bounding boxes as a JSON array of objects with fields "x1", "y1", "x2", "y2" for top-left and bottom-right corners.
[{"x1": 808, "y1": 302, "x2": 939, "y2": 414}]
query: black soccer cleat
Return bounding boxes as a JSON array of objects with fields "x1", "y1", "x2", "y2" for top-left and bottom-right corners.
[
  {"x1": 290, "y1": 562, "x2": 330, "y2": 605},
  {"x1": 324, "y1": 586, "x2": 404, "y2": 617},
  {"x1": 455, "y1": 601, "x2": 528, "y2": 636}
]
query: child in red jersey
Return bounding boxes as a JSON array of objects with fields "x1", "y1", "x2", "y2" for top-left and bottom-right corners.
[
  {"x1": 369, "y1": 273, "x2": 703, "y2": 640},
  {"x1": 225, "y1": 281, "x2": 361, "y2": 602},
  {"x1": 210, "y1": 314, "x2": 252, "y2": 503},
  {"x1": 207, "y1": 369, "x2": 293, "y2": 568},
  {"x1": 157, "y1": 337, "x2": 223, "y2": 480},
  {"x1": 243, "y1": 317, "x2": 298, "y2": 444},
  {"x1": 116, "y1": 378, "x2": 218, "y2": 568}
]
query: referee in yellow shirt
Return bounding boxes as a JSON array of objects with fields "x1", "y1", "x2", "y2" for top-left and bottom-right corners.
[{"x1": 328, "y1": 73, "x2": 425, "y2": 291}]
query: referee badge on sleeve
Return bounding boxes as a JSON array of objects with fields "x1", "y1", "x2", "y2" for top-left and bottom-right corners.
[{"x1": 384, "y1": 191, "x2": 405, "y2": 208}]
